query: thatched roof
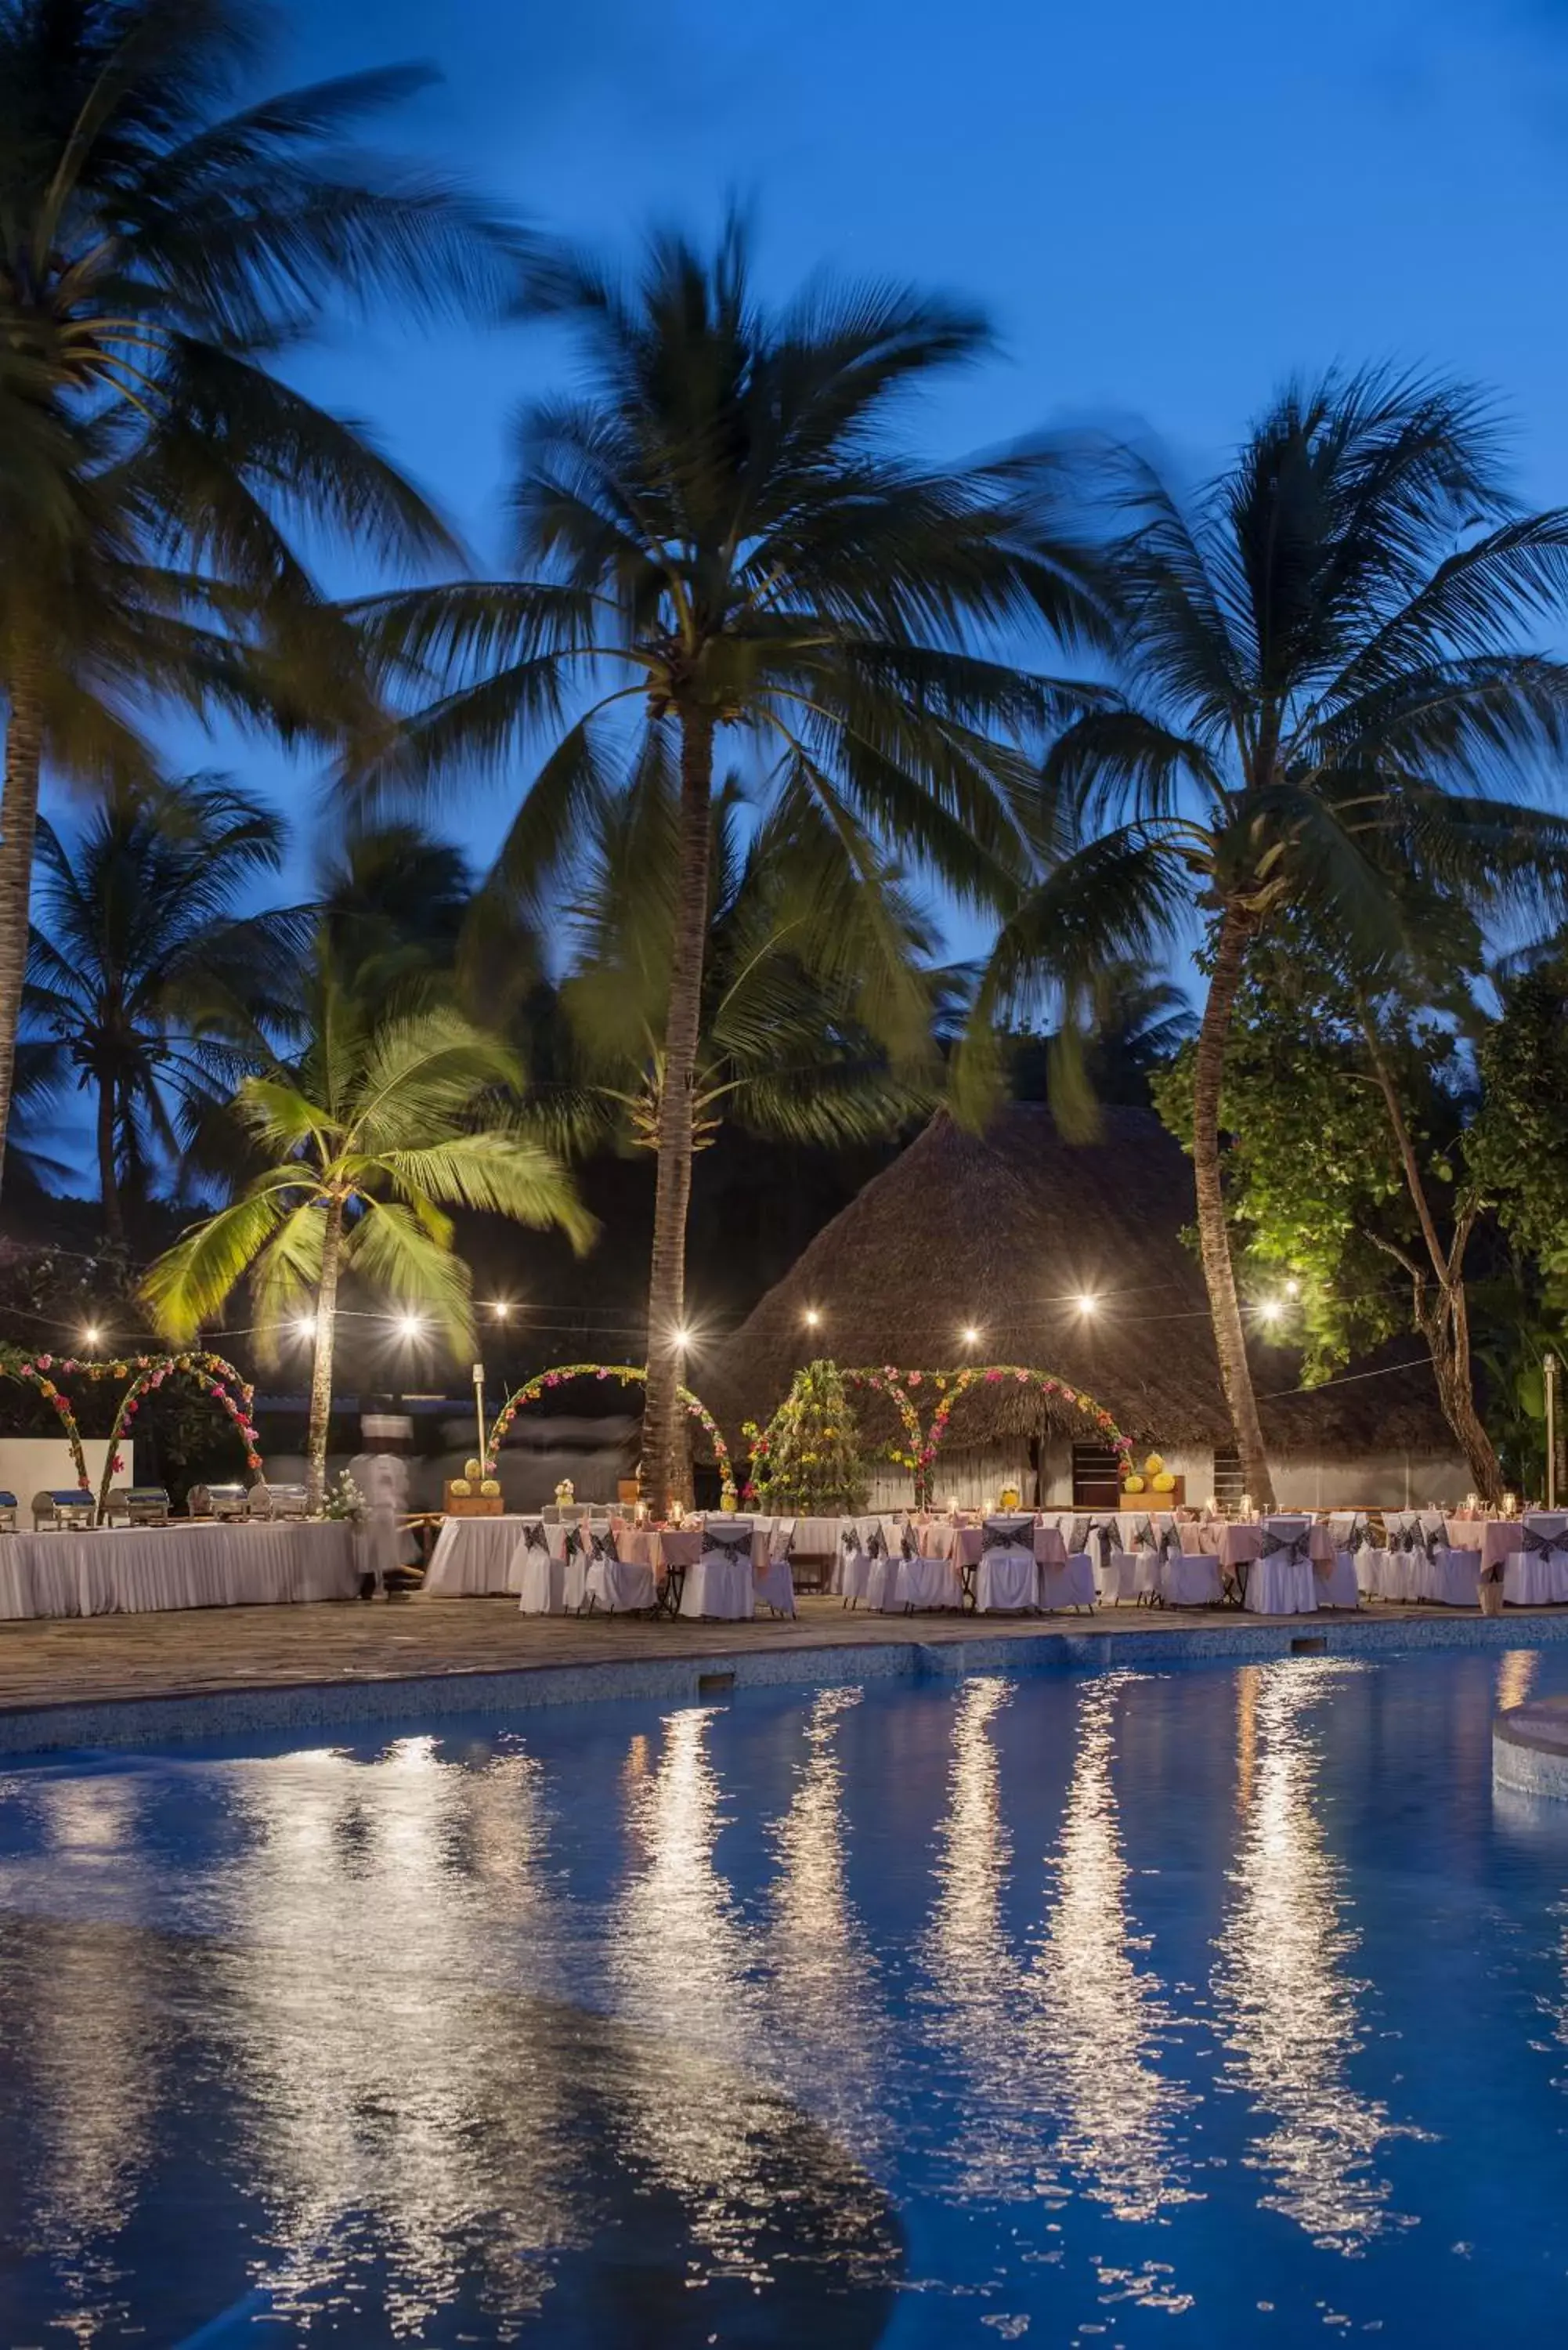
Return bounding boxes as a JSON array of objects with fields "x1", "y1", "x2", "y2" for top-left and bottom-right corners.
[{"x1": 708, "y1": 1106, "x2": 1454, "y2": 1459}]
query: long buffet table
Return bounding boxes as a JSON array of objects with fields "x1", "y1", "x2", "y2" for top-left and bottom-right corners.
[{"x1": 0, "y1": 1520, "x2": 364, "y2": 1621}]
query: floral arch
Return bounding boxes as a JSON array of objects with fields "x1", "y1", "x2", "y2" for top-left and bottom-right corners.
[
  {"x1": 95, "y1": 1353, "x2": 264, "y2": 1520},
  {"x1": 486, "y1": 1363, "x2": 734, "y2": 1493},
  {"x1": 1, "y1": 1354, "x2": 91, "y2": 1489},
  {"x1": 845, "y1": 1362, "x2": 1133, "y2": 1509}
]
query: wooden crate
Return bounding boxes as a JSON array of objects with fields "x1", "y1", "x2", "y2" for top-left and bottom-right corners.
[
  {"x1": 443, "y1": 1482, "x2": 503, "y2": 1517},
  {"x1": 1122, "y1": 1474, "x2": 1185, "y2": 1506}
]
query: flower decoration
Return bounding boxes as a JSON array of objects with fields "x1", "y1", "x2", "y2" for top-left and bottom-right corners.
[{"x1": 485, "y1": 1365, "x2": 733, "y2": 1491}]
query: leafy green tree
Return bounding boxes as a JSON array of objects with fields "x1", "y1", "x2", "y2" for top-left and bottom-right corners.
[
  {"x1": 1154, "y1": 927, "x2": 1505, "y2": 1495},
  {"x1": 142, "y1": 981, "x2": 592, "y2": 1502},
  {"x1": 19, "y1": 776, "x2": 303, "y2": 1238},
  {"x1": 744, "y1": 1357, "x2": 869, "y2": 1516},
  {"x1": 352, "y1": 214, "x2": 1105, "y2": 1512},
  {"x1": 1471, "y1": 956, "x2": 1568, "y2": 1278},
  {"x1": 971, "y1": 369, "x2": 1568, "y2": 1504},
  {"x1": 0, "y1": 0, "x2": 522, "y2": 1198}
]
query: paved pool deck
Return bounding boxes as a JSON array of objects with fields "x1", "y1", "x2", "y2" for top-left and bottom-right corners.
[{"x1": 3, "y1": 1590, "x2": 1568, "y2": 1758}]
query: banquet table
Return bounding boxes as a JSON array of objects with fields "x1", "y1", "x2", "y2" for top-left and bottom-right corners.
[
  {"x1": 0, "y1": 1520, "x2": 363, "y2": 1621},
  {"x1": 1444, "y1": 1516, "x2": 1568, "y2": 1604},
  {"x1": 425, "y1": 1514, "x2": 545, "y2": 1596}
]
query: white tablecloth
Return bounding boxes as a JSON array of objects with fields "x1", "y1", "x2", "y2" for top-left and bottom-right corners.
[
  {"x1": 0, "y1": 1522, "x2": 361, "y2": 1620},
  {"x1": 426, "y1": 1516, "x2": 543, "y2": 1596}
]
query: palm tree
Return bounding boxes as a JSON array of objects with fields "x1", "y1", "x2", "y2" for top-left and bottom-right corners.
[
  {"x1": 142, "y1": 978, "x2": 593, "y2": 1502},
  {"x1": 970, "y1": 371, "x2": 1568, "y2": 1505},
  {"x1": 352, "y1": 215, "x2": 1105, "y2": 1509},
  {"x1": 0, "y1": 0, "x2": 522, "y2": 1198},
  {"x1": 19, "y1": 773, "x2": 302, "y2": 1236},
  {"x1": 544, "y1": 763, "x2": 944, "y2": 1162}
]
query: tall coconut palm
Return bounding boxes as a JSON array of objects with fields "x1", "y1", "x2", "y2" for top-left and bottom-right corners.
[
  {"x1": 352, "y1": 215, "x2": 1105, "y2": 1509},
  {"x1": 142, "y1": 979, "x2": 593, "y2": 1502},
  {"x1": 0, "y1": 0, "x2": 523, "y2": 1199},
  {"x1": 19, "y1": 773, "x2": 302, "y2": 1235},
  {"x1": 970, "y1": 371, "x2": 1568, "y2": 1505}
]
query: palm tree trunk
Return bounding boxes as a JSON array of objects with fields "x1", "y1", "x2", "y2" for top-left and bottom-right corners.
[
  {"x1": 1192, "y1": 903, "x2": 1275, "y2": 1508},
  {"x1": 305, "y1": 1193, "x2": 345, "y2": 1510},
  {"x1": 641, "y1": 708, "x2": 714, "y2": 1515},
  {"x1": 0, "y1": 662, "x2": 45, "y2": 1206},
  {"x1": 96, "y1": 1077, "x2": 125, "y2": 1245}
]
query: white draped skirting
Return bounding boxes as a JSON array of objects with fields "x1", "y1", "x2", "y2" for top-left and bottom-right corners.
[{"x1": 0, "y1": 1522, "x2": 361, "y2": 1620}]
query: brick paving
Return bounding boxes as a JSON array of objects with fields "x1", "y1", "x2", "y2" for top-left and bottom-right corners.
[{"x1": 0, "y1": 1590, "x2": 1533, "y2": 1720}]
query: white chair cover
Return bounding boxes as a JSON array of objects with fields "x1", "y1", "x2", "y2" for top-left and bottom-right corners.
[
  {"x1": 753, "y1": 1547, "x2": 797, "y2": 1617},
  {"x1": 898, "y1": 1552, "x2": 961, "y2": 1610},
  {"x1": 975, "y1": 1515, "x2": 1038, "y2": 1614},
  {"x1": 1246, "y1": 1517, "x2": 1318, "y2": 1614},
  {"x1": 1160, "y1": 1546, "x2": 1223, "y2": 1607},
  {"x1": 1039, "y1": 1552, "x2": 1096, "y2": 1612},
  {"x1": 1316, "y1": 1546, "x2": 1360, "y2": 1607},
  {"x1": 1358, "y1": 1510, "x2": 1414, "y2": 1601},
  {"x1": 583, "y1": 1524, "x2": 657, "y2": 1614},
  {"x1": 680, "y1": 1517, "x2": 755, "y2": 1620},
  {"x1": 1501, "y1": 1514, "x2": 1568, "y2": 1607},
  {"x1": 515, "y1": 1520, "x2": 566, "y2": 1614},
  {"x1": 835, "y1": 1518, "x2": 873, "y2": 1604}
]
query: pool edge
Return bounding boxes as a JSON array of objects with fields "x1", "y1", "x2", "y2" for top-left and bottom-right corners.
[{"x1": 5, "y1": 1606, "x2": 1568, "y2": 1758}]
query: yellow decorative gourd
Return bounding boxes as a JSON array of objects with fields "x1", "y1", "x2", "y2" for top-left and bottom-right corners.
[
  {"x1": 464, "y1": 1458, "x2": 483, "y2": 1482},
  {"x1": 1122, "y1": 1473, "x2": 1147, "y2": 1495},
  {"x1": 1152, "y1": 1470, "x2": 1176, "y2": 1493},
  {"x1": 479, "y1": 1477, "x2": 500, "y2": 1499},
  {"x1": 450, "y1": 1477, "x2": 471, "y2": 1498},
  {"x1": 1143, "y1": 1452, "x2": 1165, "y2": 1477}
]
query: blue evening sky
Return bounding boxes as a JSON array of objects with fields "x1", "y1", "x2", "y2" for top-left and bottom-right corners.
[{"x1": 132, "y1": 0, "x2": 1568, "y2": 943}]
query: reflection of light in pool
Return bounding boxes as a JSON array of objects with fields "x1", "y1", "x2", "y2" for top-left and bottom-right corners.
[
  {"x1": 1028, "y1": 1677, "x2": 1194, "y2": 2226},
  {"x1": 1214, "y1": 1662, "x2": 1421, "y2": 2248},
  {"x1": 1498, "y1": 1650, "x2": 1539, "y2": 1714},
  {"x1": 923, "y1": 1676, "x2": 1192, "y2": 2231}
]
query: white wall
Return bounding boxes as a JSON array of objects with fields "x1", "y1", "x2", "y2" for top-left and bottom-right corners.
[{"x1": 0, "y1": 1437, "x2": 130, "y2": 1506}]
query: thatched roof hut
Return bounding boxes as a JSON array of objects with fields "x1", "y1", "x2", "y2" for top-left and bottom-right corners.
[{"x1": 709, "y1": 1105, "x2": 1453, "y2": 1467}]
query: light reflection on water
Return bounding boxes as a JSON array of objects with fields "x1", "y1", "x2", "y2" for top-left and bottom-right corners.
[
  {"x1": 1213, "y1": 1661, "x2": 1422, "y2": 2248},
  {"x1": 3, "y1": 1651, "x2": 1568, "y2": 2344}
]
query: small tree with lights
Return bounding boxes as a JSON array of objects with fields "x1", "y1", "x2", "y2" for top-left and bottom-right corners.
[{"x1": 745, "y1": 1357, "x2": 869, "y2": 1515}]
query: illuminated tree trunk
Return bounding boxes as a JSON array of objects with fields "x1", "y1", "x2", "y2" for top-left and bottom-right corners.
[
  {"x1": 641, "y1": 707, "x2": 713, "y2": 1514},
  {"x1": 1191, "y1": 904, "x2": 1275, "y2": 1508}
]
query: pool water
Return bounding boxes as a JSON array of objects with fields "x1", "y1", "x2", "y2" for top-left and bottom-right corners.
[{"x1": 2, "y1": 1647, "x2": 1568, "y2": 2345}]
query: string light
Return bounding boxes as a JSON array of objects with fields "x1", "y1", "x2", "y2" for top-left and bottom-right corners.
[
  {"x1": 490, "y1": 1300, "x2": 511, "y2": 1321},
  {"x1": 1258, "y1": 1298, "x2": 1283, "y2": 1325},
  {"x1": 1075, "y1": 1293, "x2": 1098, "y2": 1316},
  {"x1": 80, "y1": 1325, "x2": 101, "y2": 1349},
  {"x1": 395, "y1": 1311, "x2": 425, "y2": 1341},
  {"x1": 1284, "y1": 1278, "x2": 1301, "y2": 1299},
  {"x1": 292, "y1": 1314, "x2": 317, "y2": 1343},
  {"x1": 803, "y1": 1307, "x2": 821, "y2": 1329},
  {"x1": 670, "y1": 1325, "x2": 692, "y2": 1351},
  {"x1": 960, "y1": 1325, "x2": 980, "y2": 1347}
]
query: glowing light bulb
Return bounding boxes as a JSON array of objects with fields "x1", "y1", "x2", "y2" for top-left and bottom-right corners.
[
  {"x1": 1284, "y1": 1278, "x2": 1300, "y2": 1300},
  {"x1": 804, "y1": 1307, "x2": 821, "y2": 1329},
  {"x1": 293, "y1": 1314, "x2": 317, "y2": 1343},
  {"x1": 1075, "y1": 1292, "x2": 1097, "y2": 1316},
  {"x1": 396, "y1": 1312, "x2": 424, "y2": 1341},
  {"x1": 81, "y1": 1325, "x2": 101, "y2": 1348},
  {"x1": 490, "y1": 1300, "x2": 511, "y2": 1320},
  {"x1": 1258, "y1": 1298, "x2": 1282, "y2": 1325},
  {"x1": 960, "y1": 1325, "x2": 980, "y2": 1347}
]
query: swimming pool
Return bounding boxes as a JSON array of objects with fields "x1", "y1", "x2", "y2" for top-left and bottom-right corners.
[{"x1": 2, "y1": 1647, "x2": 1566, "y2": 2344}]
